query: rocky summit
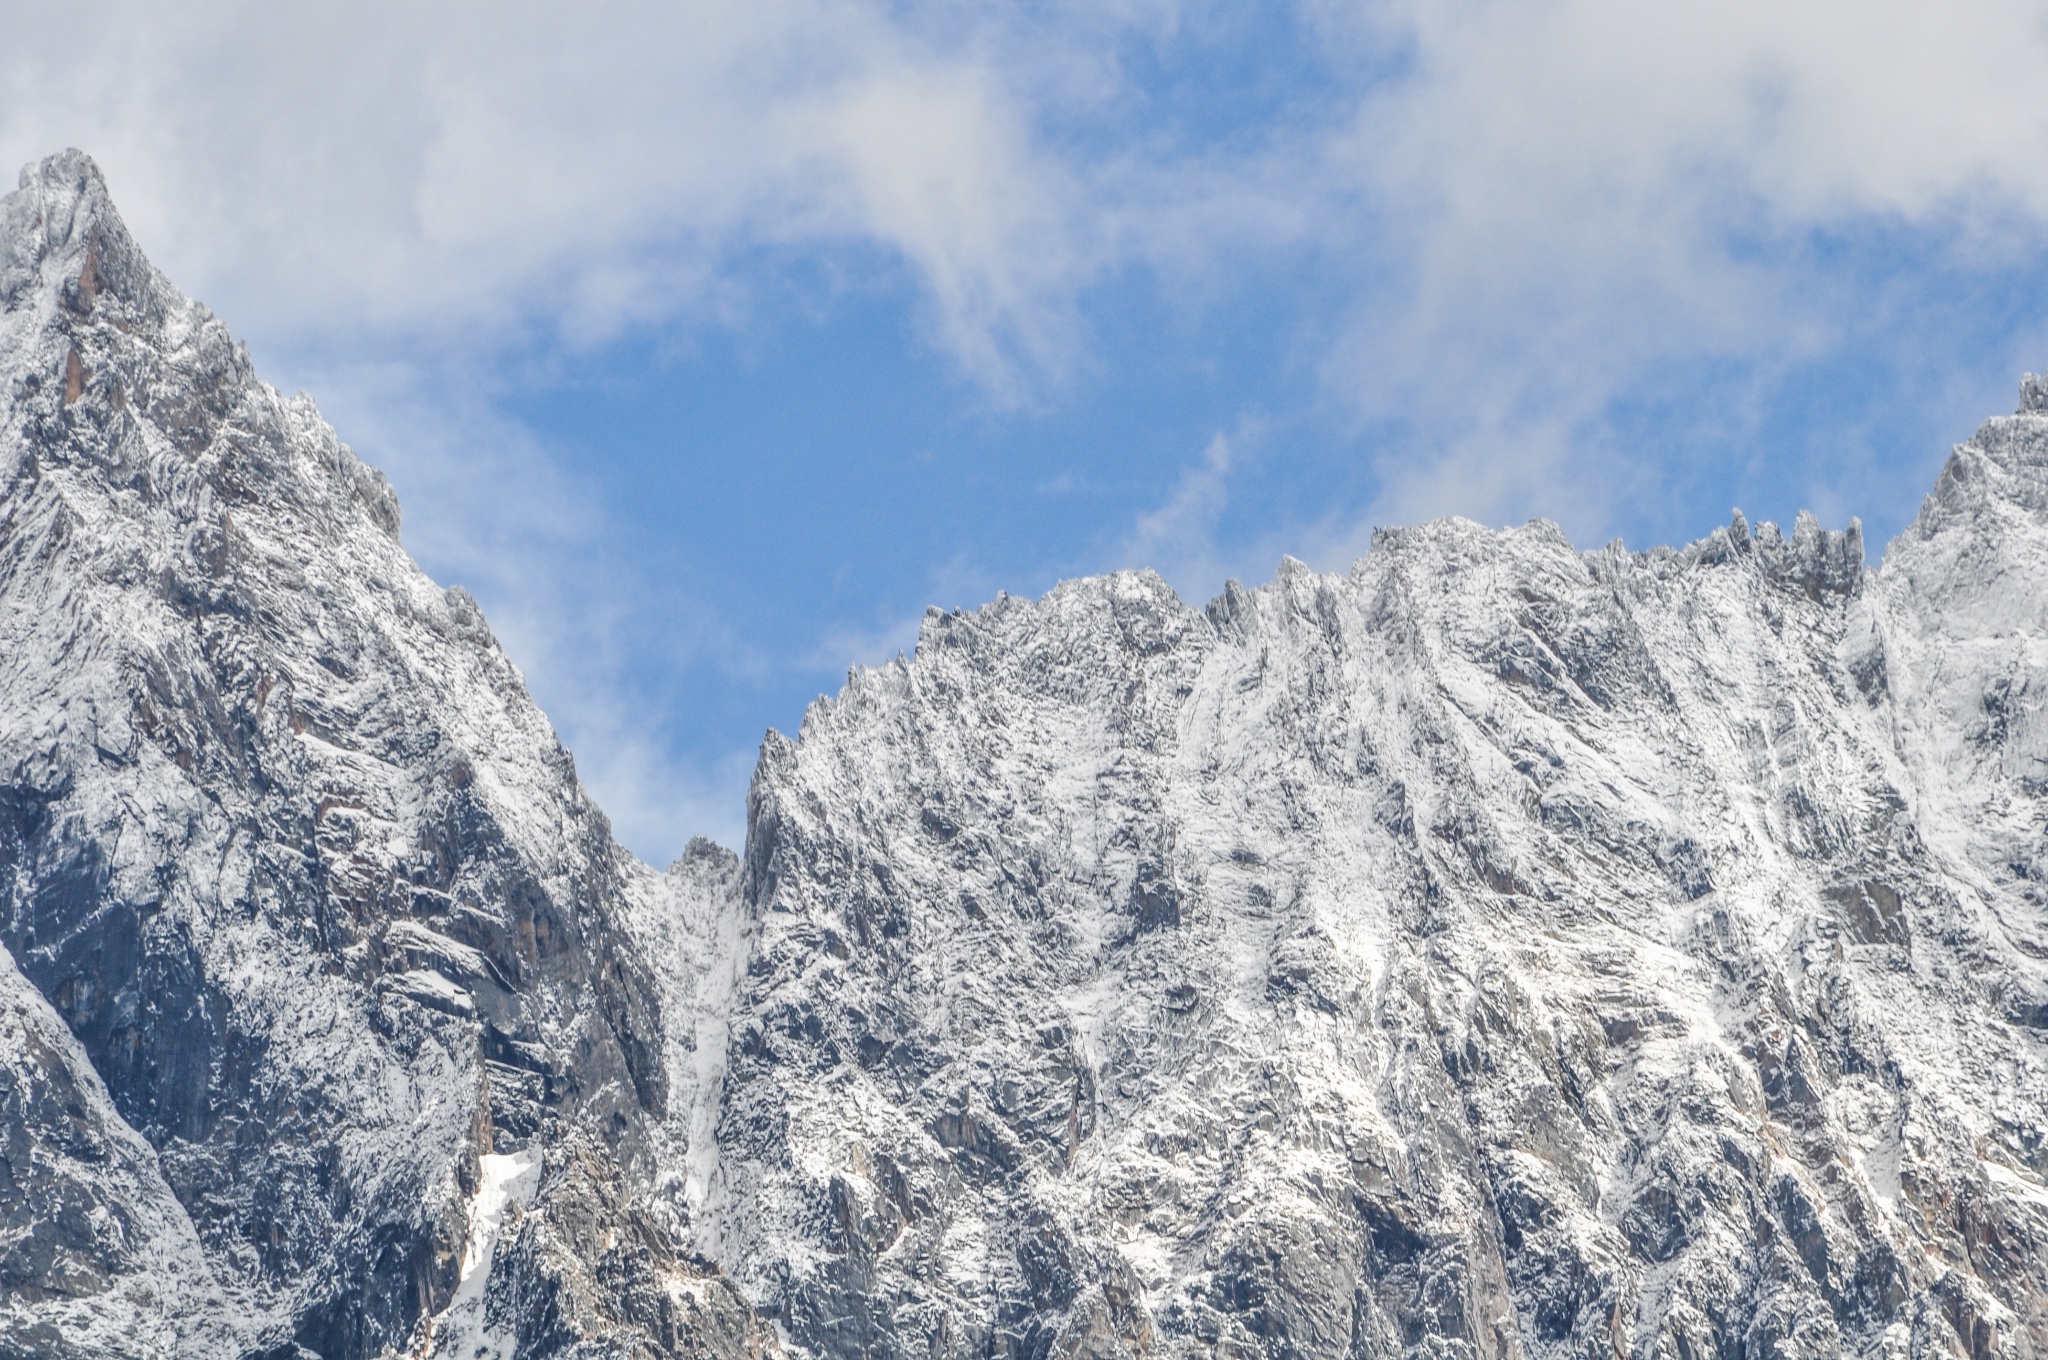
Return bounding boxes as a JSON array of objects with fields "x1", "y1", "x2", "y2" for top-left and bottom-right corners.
[{"x1": 1, "y1": 150, "x2": 2045, "y2": 1360}]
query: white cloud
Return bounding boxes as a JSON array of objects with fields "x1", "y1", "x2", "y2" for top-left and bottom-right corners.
[
  {"x1": 1119, "y1": 430, "x2": 1239, "y2": 595},
  {"x1": 0, "y1": 0, "x2": 1095, "y2": 391},
  {"x1": 810, "y1": 612, "x2": 925, "y2": 674},
  {"x1": 9, "y1": 2, "x2": 2048, "y2": 462},
  {"x1": 1320, "y1": 0, "x2": 2048, "y2": 535},
  {"x1": 787, "y1": 65, "x2": 1094, "y2": 398}
]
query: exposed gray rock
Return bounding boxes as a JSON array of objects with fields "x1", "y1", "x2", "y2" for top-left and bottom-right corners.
[
  {"x1": 0, "y1": 151, "x2": 769, "y2": 1360},
  {"x1": 711, "y1": 488, "x2": 2048, "y2": 1357},
  {"x1": 5, "y1": 147, "x2": 2048, "y2": 1360}
]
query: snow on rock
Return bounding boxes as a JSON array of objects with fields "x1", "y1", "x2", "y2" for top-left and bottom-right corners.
[
  {"x1": 425, "y1": 1148, "x2": 541, "y2": 1360},
  {"x1": 713, "y1": 488, "x2": 2048, "y2": 1355},
  {"x1": 0, "y1": 151, "x2": 771, "y2": 1359},
  {"x1": 618, "y1": 837, "x2": 756, "y2": 1249},
  {"x1": 5, "y1": 144, "x2": 2048, "y2": 1360}
]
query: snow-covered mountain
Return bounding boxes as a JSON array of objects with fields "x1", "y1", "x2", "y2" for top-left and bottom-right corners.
[
  {"x1": 3, "y1": 151, "x2": 2046, "y2": 1360},
  {"x1": 0, "y1": 152, "x2": 765, "y2": 1359}
]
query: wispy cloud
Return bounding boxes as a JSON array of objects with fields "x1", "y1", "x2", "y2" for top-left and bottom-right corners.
[
  {"x1": 19, "y1": 2, "x2": 2039, "y2": 502},
  {"x1": 0, "y1": 0, "x2": 1103, "y2": 396},
  {"x1": 1118, "y1": 430, "x2": 1239, "y2": 594},
  {"x1": 809, "y1": 612, "x2": 925, "y2": 677},
  {"x1": 1311, "y1": 0, "x2": 2048, "y2": 541}
]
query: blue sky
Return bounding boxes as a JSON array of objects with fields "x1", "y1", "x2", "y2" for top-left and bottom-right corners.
[{"x1": 8, "y1": 1, "x2": 2048, "y2": 856}]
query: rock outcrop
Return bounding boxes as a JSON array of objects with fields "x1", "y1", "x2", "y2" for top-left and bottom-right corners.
[
  {"x1": 0, "y1": 151, "x2": 766, "y2": 1360},
  {"x1": 712, "y1": 476, "x2": 2048, "y2": 1359},
  {"x1": 3, "y1": 149, "x2": 2047, "y2": 1360}
]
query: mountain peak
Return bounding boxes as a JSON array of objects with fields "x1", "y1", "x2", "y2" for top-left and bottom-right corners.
[
  {"x1": 6, "y1": 149, "x2": 2048, "y2": 1360},
  {"x1": 16, "y1": 147, "x2": 109, "y2": 218},
  {"x1": 2, "y1": 150, "x2": 156, "y2": 320},
  {"x1": 0, "y1": 151, "x2": 768, "y2": 1358}
]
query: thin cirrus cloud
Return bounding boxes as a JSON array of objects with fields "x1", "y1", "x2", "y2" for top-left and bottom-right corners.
[{"x1": 5, "y1": 1, "x2": 2048, "y2": 857}]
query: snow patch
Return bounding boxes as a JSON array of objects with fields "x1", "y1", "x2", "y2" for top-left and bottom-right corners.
[{"x1": 426, "y1": 1149, "x2": 541, "y2": 1360}]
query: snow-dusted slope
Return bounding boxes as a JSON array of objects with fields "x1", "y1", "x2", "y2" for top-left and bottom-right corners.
[
  {"x1": 618, "y1": 837, "x2": 758, "y2": 1251},
  {"x1": 716, "y1": 492, "x2": 2048, "y2": 1355},
  {"x1": 7, "y1": 146, "x2": 2048, "y2": 1360},
  {"x1": 0, "y1": 153, "x2": 766, "y2": 1359}
]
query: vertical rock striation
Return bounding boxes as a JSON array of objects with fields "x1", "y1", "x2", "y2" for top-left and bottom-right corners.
[
  {"x1": 0, "y1": 152, "x2": 767, "y2": 1359},
  {"x1": 3, "y1": 148, "x2": 2048, "y2": 1359},
  {"x1": 714, "y1": 493, "x2": 2048, "y2": 1356}
]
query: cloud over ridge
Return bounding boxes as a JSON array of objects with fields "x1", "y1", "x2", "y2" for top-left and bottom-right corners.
[{"x1": 10, "y1": 0, "x2": 2048, "y2": 858}]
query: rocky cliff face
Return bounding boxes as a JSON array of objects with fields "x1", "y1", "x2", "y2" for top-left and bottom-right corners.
[
  {"x1": 713, "y1": 480, "x2": 2048, "y2": 1357},
  {"x1": 3, "y1": 150, "x2": 2047, "y2": 1360},
  {"x1": 0, "y1": 152, "x2": 765, "y2": 1360}
]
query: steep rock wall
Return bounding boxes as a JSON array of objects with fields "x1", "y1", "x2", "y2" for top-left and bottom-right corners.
[
  {"x1": 0, "y1": 152, "x2": 767, "y2": 1360},
  {"x1": 715, "y1": 489, "x2": 2047, "y2": 1358}
]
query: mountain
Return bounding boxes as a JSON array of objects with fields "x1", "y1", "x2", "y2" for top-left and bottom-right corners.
[
  {"x1": 2, "y1": 150, "x2": 2046, "y2": 1360},
  {"x1": 711, "y1": 508, "x2": 2048, "y2": 1360},
  {"x1": 0, "y1": 152, "x2": 765, "y2": 1359}
]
